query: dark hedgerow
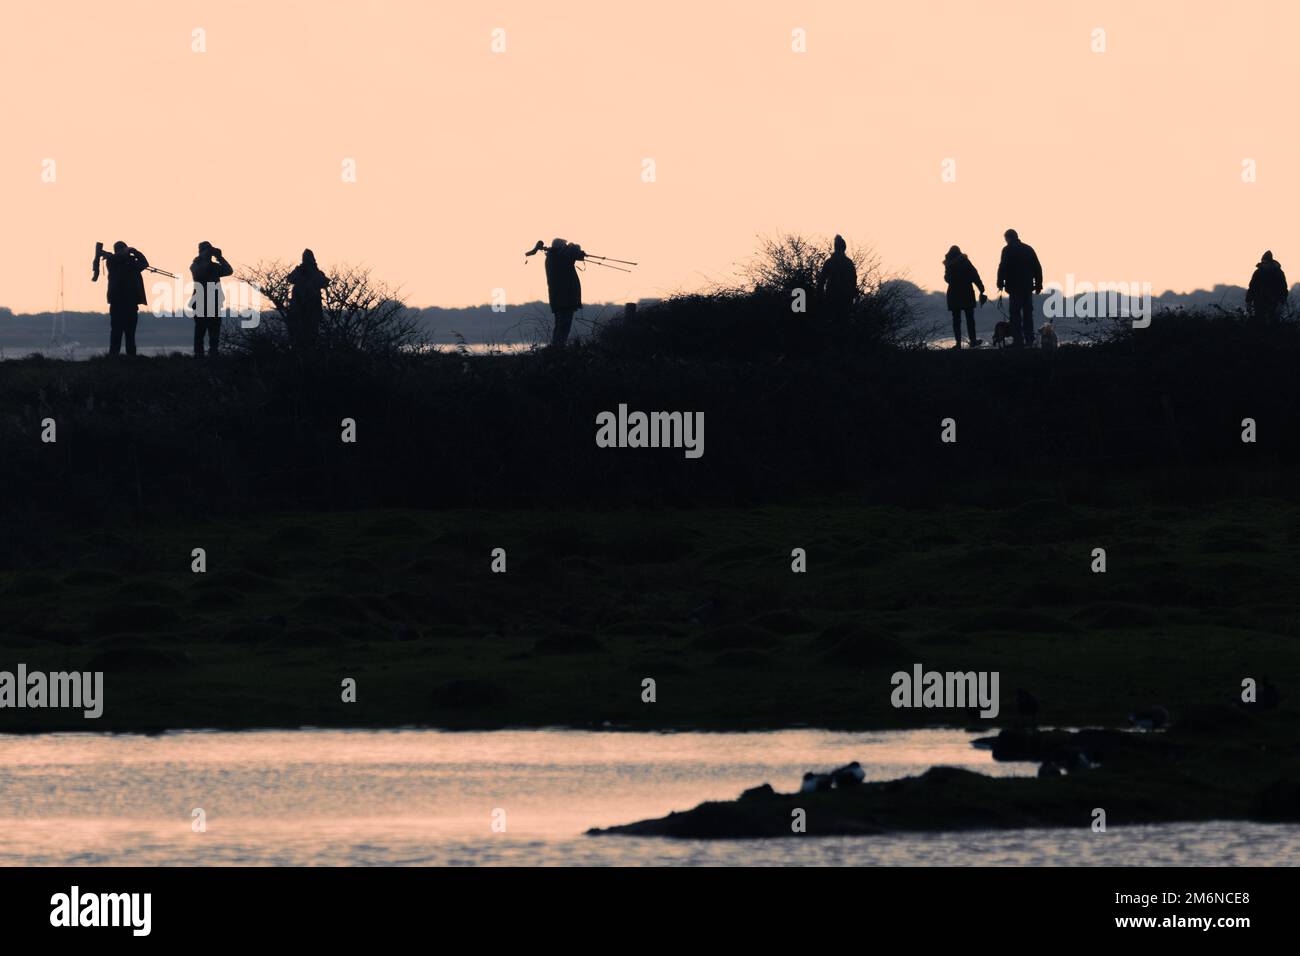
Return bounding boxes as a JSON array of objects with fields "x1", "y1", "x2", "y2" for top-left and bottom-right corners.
[{"x1": 593, "y1": 233, "x2": 924, "y2": 359}]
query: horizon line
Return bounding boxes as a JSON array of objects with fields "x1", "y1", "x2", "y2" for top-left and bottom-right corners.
[{"x1": 0, "y1": 282, "x2": 1288, "y2": 318}]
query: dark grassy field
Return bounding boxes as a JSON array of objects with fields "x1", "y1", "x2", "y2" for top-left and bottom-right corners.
[
  {"x1": 1, "y1": 315, "x2": 1298, "y2": 739},
  {"x1": 2, "y1": 313, "x2": 1299, "y2": 524},
  {"x1": 1, "y1": 496, "x2": 1297, "y2": 733}
]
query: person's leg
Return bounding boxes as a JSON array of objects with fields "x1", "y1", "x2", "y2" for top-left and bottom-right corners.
[
  {"x1": 951, "y1": 311, "x2": 962, "y2": 347},
  {"x1": 552, "y1": 311, "x2": 573, "y2": 347},
  {"x1": 1013, "y1": 294, "x2": 1032, "y2": 345},
  {"x1": 965, "y1": 308, "x2": 978, "y2": 345},
  {"x1": 193, "y1": 318, "x2": 205, "y2": 356},
  {"x1": 124, "y1": 309, "x2": 138, "y2": 356},
  {"x1": 109, "y1": 307, "x2": 123, "y2": 356},
  {"x1": 208, "y1": 317, "x2": 220, "y2": 355},
  {"x1": 1007, "y1": 294, "x2": 1022, "y2": 344},
  {"x1": 1024, "y1": 294, "x2": 1036, "y2": 345}
]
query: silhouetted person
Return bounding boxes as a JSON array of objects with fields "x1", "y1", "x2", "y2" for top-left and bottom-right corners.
[
  {"x1": 943, "y1": 245, "x2": 986, "y2": 348},
  {"x1": 1246, "y1": 250, "x2": 1288, "y2": 324},
  {"x1": 817, "y1": 234, "x2": 858, "y2": 329},
  {"x1": 996, "y1": 229, "x2": 1042, "y2": 346},
  {"x1": 98, "y1": 242, "x2": 148, "y2": 356},
  {"x1": 189, "y1": 241, "x2": 233, "y2": 356},
  {"x1": 544, "y1": 238, "x2": 585, "y2": 347},
  {"x1": 288, "y1": 249, "x2": 330, "y2": 351}
]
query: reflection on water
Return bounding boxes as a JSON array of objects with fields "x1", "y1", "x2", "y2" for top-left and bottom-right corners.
[{"x1": 0, "y1": 728, "x2": 1293, "y2": 866}]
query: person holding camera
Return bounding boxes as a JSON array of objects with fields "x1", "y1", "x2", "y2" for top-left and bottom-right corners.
[{"x1": 189, "y1": 240, "x2": 234, "y2": 356}]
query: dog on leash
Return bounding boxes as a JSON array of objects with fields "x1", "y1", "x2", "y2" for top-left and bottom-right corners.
[
  {"x1": 992, "y1": 320, "x2": 1013, "y2": 347},
  {"x1": 1039, "y1": 322, "x2": 1058, "y2": 351}
]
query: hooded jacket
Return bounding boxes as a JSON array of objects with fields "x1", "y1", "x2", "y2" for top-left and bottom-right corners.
[
  {"x1": 817, "y1": 252, "x2": 858, "y2": 312},
  {"x1": 944, "y1": 252, "x2": 985, "y2": 311},
  {"x1": 1247, "y1": 254, "x2": 1288, "y2": 307},
  {"x1": 289, "y1": 260, "x2": 329, "y2": 320}
]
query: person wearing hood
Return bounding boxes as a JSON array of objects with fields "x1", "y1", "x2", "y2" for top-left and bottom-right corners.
[
  {"x1": 817, "y1": 234, "x2": 858, "y2": 328},
  {"x1": 287, "y1": 249, "x2": 330, "y2": 350},
  {"x1": 1246, "y1": 250, "x2": 1288, "y2": 324},
  {"x1": 943, "y1": 245, "x2": 986, "y2": 348}
]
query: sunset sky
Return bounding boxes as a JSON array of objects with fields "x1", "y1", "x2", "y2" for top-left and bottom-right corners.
[{"x1": 1, "y1": 0, "x2": 1296, "y2": 313}]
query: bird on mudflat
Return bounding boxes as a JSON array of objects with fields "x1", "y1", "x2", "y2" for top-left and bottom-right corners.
[
  {"x1": 830, "y1": 761, "x2": 865, "y2": 788},
  {"x1": 800, "y1": 772, "x2": 834, "y2": 793}
]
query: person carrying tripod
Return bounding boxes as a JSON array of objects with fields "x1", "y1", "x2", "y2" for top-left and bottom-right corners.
[
  {"x1": 95, "y1": 241, "x2": 150, "y2": 356},
  {"x1": 541, "y1": 238, "x2": 586, "y2": 347}
]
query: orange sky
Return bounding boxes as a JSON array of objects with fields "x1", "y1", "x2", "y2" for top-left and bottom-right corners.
[{"x1": 1, "y1": 0, "x2": 1295, "y2": 313}]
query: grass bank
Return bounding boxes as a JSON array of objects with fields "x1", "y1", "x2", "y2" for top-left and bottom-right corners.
[
  {"x1": 1, "y1": 498, "x2": 1296, "y2": 734},
  {"x1": 1, "y1": 314, "x2": 1299, "y2": 527}
]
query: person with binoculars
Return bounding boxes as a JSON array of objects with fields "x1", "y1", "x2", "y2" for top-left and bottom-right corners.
[{"x1": 189, "y1": 241, "x2": 234, "y2": 356}]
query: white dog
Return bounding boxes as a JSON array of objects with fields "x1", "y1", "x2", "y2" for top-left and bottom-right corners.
[{"x1": 1039, "y1": 322, "x2": 1058, "y2": 351}]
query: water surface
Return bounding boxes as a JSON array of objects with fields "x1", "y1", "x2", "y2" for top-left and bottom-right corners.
[{"x1": 0, "y1": 728, "x2": 1293, "y2": 866}]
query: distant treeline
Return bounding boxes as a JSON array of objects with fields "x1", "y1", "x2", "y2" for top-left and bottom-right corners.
[
  {"x1": 2, "y1": 283, "x2": 1292, "y2": 354},
  {"x1": 0, "y1": 301, "x2": 657, "y2": 352}
]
